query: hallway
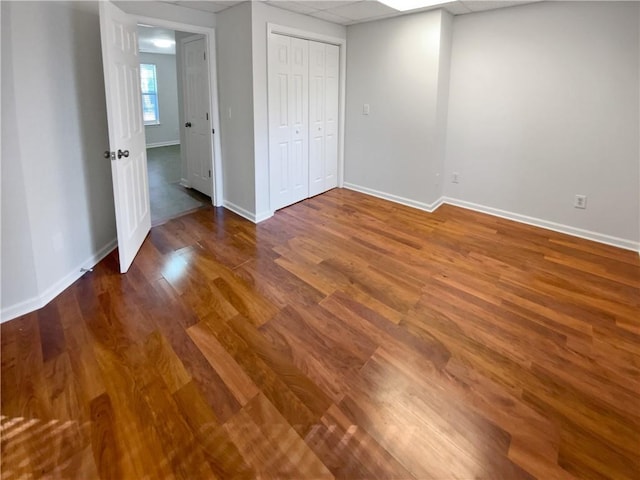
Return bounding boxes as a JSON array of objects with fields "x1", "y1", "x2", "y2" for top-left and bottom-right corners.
[{"x1": 147, "y1": 145, "x2": 210, "y2": 225}]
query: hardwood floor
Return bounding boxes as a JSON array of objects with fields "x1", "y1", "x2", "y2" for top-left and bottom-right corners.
[{"x1": 2, "y1": 188, "x2": 639, "y2": 479}]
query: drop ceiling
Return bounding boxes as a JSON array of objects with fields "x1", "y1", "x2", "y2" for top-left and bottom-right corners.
[{"x1": 161, "y1": 0, "x2": 543, "y2": 25}]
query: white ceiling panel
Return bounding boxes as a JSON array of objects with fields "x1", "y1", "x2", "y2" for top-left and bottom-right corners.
[
  {"x1": 440, "y1": 1, "x2": 472, "y2": 15},
  {"x1": 169, "y1": 0, "x2": 232, "y2": 12},
  {"x1": 163, "y1": 0, "x2": 543, "y2": 25},
  {"x1": 296, "y1": 1, "x2": 360, "y2": 10},
  {"x1": 308, "y1": 9, "x2": 353, "y2": 24},
  {"x1": 328, "y1": 0, "x2": 397, "y2": 21},
  {"x1": 265, "y1": 0, "x2": 321, "y2": 14},
  {"x1": 461, "y1": 0, "x2": 539, "y2": 13}
]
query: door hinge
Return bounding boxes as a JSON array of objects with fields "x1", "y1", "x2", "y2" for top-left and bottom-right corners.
[
  {"x1": 209, "y1": 170, "x2": 212, "y2": 178},
  {"x1": 206, "y1": 112, "x2": 209, "y2": 120},
  {"x1": 212, "y1": 128, "x2": 215, "y2": 134},
  {"x1": 204, "y1": 51, "x2": 206, "y2": 60}
]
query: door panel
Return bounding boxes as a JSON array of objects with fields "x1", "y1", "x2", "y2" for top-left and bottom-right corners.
[
  {"x1": 100, "y1": 1, "x2": 150, "y2": 273},
  {"x1": 268, "y1": 34, "x2": 309, "y2": 211},
  {"x1": 324, "y1": 43, "x2": 340, "y2": 191},
  {"x1": 309, "y1": 41, "x2": 325, "y2": 197},
  {"x1": 309, "y1": 41, "x2": 339, "y2": 197},
  {"x1": 184, "y1": 37, "x2": 213, "y2": 197}
]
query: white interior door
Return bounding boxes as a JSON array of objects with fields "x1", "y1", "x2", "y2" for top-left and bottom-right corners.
[
  {"x1": 309, "y1": 41, "x2": 339, "y2": 197},
  {"x1": 308, "y1": 41, "x2": 325, "y2": 198},
  {"x1": 99, "y1": 1, "x2": 150, "y2": 273},
  {"x1": 324, "y1": 43, "x2": 340, "y2": 192},
  {"x1": 183, "y1": 36, "x2": 213, "y2": 197},
  {"x1": 268, "y1": 34, "x2": 309, "y2": 211}
]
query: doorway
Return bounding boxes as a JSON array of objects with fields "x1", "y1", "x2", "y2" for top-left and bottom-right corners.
[{"x1": 138, "y1": 25, "x2": 213, "y2": 225}]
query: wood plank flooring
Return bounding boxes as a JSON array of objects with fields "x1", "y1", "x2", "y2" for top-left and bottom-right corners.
[{"x1": 2, "y1": 188, "x2": 639, "y2": 479}]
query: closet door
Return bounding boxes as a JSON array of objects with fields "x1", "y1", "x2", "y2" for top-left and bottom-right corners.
[
  {"x1": 324, "y1": 43, "x2": 339, "y2": 191},
  {"x1": 268, "y1": 34, "x2": 309, "y2": 211},
  {"x1": 309, "y1": 41, "x2": 339, "y2": 197}
]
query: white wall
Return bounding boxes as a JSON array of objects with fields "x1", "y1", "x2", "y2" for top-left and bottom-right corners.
[
  {"x1": 344, "y1": 10, "x2": 452, "y2": 209},
  {"x1": 216, "y1": 2, "x2": 257, "y2": 217},
  {"x1": 1, "y1": 1, "x2": 117, "y2": 321},
  {"x1": 1, "y1": 2, "x2": 39, "y2": 313},
  {"x1": 445, "y1": 1, "x2": 640, "y2": 247},
  {"x1": 140, "y1": 52, "x2": 180, "y2": 147},
  {"x1": 251, "y1": 2, "x2": 346, "y2": 219}
]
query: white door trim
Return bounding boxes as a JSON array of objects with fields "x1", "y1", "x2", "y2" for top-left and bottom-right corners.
[
  {"x1": 266, "y1": 23, "x2": 347, "y2": 192},
  {"x1": 135, "y1": 15, "x2": 223, "y2": 207}
]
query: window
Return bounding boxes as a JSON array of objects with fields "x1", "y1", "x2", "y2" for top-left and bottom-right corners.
[{"x1": 140, "y1": 63, "x2": 159, "y2": 125}]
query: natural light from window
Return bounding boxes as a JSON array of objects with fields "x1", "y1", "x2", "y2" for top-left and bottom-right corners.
[
  {"x1": 377, "y1": 0, "x2": 450, "y2": 11},
  {"x1": 140, "y1": 63, "x2": 159, "y2": 125}
]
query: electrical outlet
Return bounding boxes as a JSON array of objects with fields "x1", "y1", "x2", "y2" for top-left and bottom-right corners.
[
  {"x1": 574, "y1": 194, "x2": 587, "y2": 209},
  {"x1": 452, "y1": 172, "x2": 459, "y2": 184},
  {"x1": 363, "y1": 104, "x2": 370, "y2": 115}
]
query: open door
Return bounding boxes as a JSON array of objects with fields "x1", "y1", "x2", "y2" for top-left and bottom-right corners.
[{"x1": 100, "y1": 1, "x2": 150, "y2": 273}]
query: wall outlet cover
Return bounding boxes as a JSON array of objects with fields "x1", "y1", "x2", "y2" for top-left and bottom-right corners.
[{"x1": 574, "y1": 194, "x2": 587, "y2": 209}]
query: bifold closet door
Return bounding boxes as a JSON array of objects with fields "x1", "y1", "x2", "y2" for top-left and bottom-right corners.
[
  {"x1": 268, "y1": 34, "x2": 309, "y2": 211},
  {"x1": 309, "y1": 41, "x2": 339, "y2": 197}
]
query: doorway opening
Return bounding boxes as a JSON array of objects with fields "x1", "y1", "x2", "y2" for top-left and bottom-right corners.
[{"x1": 137, "y1": 25, "x2": 213, "y2": 225}]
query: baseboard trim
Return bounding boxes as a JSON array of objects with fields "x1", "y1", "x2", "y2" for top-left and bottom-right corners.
[
  {"x1": 255, "y1": 210, "x2": 274, "y2": 223},
  {"x1": 0, "y1": 238, "x2": 118, "y2": 323},
  {"x1": 343, "y1": 183, "x2": 444, "y2": 213},
  {"x1": 179, "y1": 178, "x2": 190, "y2": 188},
  {"x1": 146, "y1": 141, "x2": 180, "y2": 149},
  {"x1": 342, "y1": 184, "x2": 638, "y2": 252},
  {"x1": 441, "y1": 197, "x2": 639, "y2": 252},
  {"x1": 220, "y1": 200, "x2": 256, "y2": 224}
]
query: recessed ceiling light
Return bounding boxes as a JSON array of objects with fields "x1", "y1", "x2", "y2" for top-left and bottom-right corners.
[
  {"x1": 153, "y1": 39, "x2": 175, "y2": 48},
  {"x1": 377, "y1": 0, "x2": 451, "y2": 12}
]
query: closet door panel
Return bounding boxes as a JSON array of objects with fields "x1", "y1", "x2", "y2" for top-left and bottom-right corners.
[
  {"x1": 269, "y1": 34, "x2": 292, "y2": 209},
  {"x1": 289, "y1": 38, "x2": 309, "y2": 204},
  {"x1": 324, "y1": 43, "x2": 340, "y2": 191},
  {"x1": 268, "y1": 34, "x2": 309, "y2": 210},
  {"x1": 309, "y1": 41, "x2": 325, "y2": 197}
]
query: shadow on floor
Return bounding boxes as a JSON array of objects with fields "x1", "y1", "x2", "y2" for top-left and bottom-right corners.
[{"x1": 147, "y1": 145, "x2": 211, "y2": 226}]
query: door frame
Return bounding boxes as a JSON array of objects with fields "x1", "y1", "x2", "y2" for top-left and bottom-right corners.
[
  {"x1": 266, "y1": 23, "x2": 347, "y2": 211},
  {"x1": 135, "y1": 15, "x2": 223, "y2": 206}
]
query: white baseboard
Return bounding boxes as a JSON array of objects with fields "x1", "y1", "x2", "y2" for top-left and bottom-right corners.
[
  {"x1": 343, "y1": 182, "x2": 444, "y2": 213},
  {"x1": 223, "y1": 200, "x2": 273, "y2": 224},
  {"x1": 342, "y1": 184, "x2": 638, "y2": 252},
  {"x1": 0, "y1": 238, "x2": 118, "y2": 323},
  {"x1": 146, "y1": 141, "x2": 180, "y2": 149},
  {"x1": 441, "y1": 197, "x2": 639, "y2": 252},
  {"x1": 255, "y1": 210, "x2": 274, "y2": 223},
  {"x1": 179, "y1": 178, "x2": 190, "y2": 188}
]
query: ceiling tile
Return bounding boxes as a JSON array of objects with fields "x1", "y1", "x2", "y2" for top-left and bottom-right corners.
[
  {"x1": 442, "y1": 1, "x2": 472, "y2": 15},
  {"x1": 327, "y1": 0, "x2": 396, "y2": 21},
  {"x1": 266, "y1": 1, "x2": 321, "y2": 14},
  {"x1": 172, "y1": 1, "x2": 239, "y2": 13},
  {"x1": 461, "y1": 0, "x2": 535, "y2": 13},
  {"x1": 308, "y1": 9, "x2": 352, "y2": 24},
  {"x1": 297, "y1": 1, "x2": 360, "y2": 10}
]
